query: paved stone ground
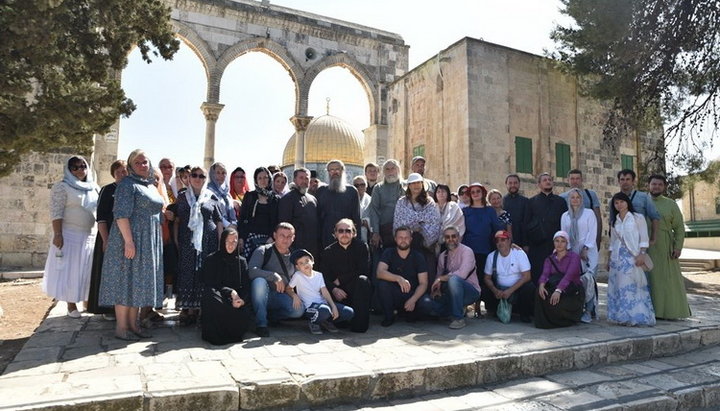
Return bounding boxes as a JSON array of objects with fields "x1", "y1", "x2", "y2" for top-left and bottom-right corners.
[{"x1": 2, "y1": 286, "x2": 720, "y2": 410}]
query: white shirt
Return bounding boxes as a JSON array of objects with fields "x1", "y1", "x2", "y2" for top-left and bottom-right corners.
[
  {"x1": 484, "y1": 249, "x2": 531, "y2": 288},
  {"x1": 289, "y1": 270, "x2": 328, "y2": 309}
]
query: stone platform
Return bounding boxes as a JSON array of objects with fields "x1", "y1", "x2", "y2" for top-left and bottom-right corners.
[{"x1": 2, "y1": 287, "x2": 720, "y2": 410}]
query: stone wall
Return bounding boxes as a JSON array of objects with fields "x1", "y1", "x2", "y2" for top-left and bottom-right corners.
[{"x1": 683, "y1": 180, "x2": 720, "y2": 222}]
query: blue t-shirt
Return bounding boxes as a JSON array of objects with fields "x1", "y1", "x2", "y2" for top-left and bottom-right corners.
[{"x1": 461, "y1": 206, "x2": 504, "y2": 255}]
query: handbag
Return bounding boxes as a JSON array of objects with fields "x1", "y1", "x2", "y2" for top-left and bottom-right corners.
[
  {"x1": 640, "y1": 253, "x2": 654, "y2": 271},
  {"x1": 497, "y1": 298, "x2": 512, "y2": 324},
  {"x1": 547, "y1": 256, "x2": 581, "y2": 295}
]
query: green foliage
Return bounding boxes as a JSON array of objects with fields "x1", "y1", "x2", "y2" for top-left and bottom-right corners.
[
  {"x1": 0, "y1": 0, "x2": 180, "y2": 177},
  {"x1": 551, "y1": 0, "x2": 720, "y2": 171}
]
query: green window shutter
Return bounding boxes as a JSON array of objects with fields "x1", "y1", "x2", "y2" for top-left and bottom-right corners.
[
  {"x1": 413, "y1": 145, "x2": 425, "y2": 157},
  {"x1": 515, "y1": 137, "x2": 533, "y2": 174},
  {"x1": 621, "y1": 154, "x2": 634, "y2": 171},
  {"x1": 555, "y1": 143, "x2": 571, "y2": 178}
]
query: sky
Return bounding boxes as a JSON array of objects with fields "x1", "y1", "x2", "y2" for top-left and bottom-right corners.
[{"x1": 117, "y1": 0, "x2": 574, "y2": 174}]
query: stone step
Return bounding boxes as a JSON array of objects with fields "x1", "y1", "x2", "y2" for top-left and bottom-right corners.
[
  {"x1": 328, "y1": 345, "x2": 720, "y2": 410},
  {"x1": 679, "y1": 259, "x2": 717, "y2": 272}
]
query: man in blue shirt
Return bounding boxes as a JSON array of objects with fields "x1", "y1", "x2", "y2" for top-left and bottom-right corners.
[{"x1": 609, "y1": 169, "x2": 660, "y2": 245}]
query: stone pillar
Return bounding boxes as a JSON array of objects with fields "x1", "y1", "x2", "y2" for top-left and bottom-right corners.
[
  {"x1": 201, "y1": 102, "x2": 225, "y2": 169},
  {"x1": 363, "y1": 123, "x2": 388, "y2": 166},
  {"x1": 290, "y1": 115, "x2": 313, "y2": 168}
]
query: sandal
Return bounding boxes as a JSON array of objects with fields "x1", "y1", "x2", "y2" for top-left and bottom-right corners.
[
  {"x1": 131, "y1": 328, "x2": 153, "y2": 339},
  {"x1": 115, "y1": 332, "x2": 140, "y2": 342}
]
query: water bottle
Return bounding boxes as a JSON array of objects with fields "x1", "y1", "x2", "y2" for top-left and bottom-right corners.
[{"x1": 55, "y1": 249, "x2": 64, "y2": 271}]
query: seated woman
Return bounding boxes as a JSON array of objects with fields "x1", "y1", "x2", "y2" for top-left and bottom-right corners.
[
  {"x1": 201, "y1": 227, "x2": 252, "y2": 345},
  {"x1": 535, "y1": 231, "x2": 584, "y2": 329}
]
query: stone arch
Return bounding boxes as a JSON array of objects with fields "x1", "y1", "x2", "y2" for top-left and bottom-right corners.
[
  {"x1": 170, "y1": 21, "x2": 216, "y2": 85},
  {"x1": 211, "y1": 38, "x2": 303, "y2": 107},
  {"x1": 301, "y1": 54, "x2": 379, "y2": 124}
]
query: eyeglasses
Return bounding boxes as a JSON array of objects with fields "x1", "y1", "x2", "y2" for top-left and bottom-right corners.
[
  {"x1": 354, "y1": 183, "x2": 366, "y2": 188},
  {"x1": 159, "y1": 165, "x2": 174, "y2": 169},
  {"x1": 470, "y1": 190, "x2": 483, "y2": 194},
  {"x1": 336, "y1": 228, "x2": 353, "y2": 234},
  {"x1": 444, "y1": 234, "x2": 458, "y2": 239},
  {"x1": 496, "y1": 238, "x2": 510, "y2": 242},
  {"x1": 191, "y1": 173, "x2": 206, "y2": 179},
  {"x1": 69, "y1": 164, "x2": 87, "y2": 171}
]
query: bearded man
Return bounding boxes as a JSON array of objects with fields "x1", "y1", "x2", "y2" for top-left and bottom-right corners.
[
  {"x1": 315, "y1": 160, "x2": 361, "y2": 248},
  {"x1": 278, "y1": 167, "x2": 319, "y2": 258},
  {"x1": 367, "y1": 159, "x2": 406, "y2": 249}
]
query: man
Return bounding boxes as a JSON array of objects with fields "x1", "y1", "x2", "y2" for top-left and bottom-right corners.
[
  {"x1": 431, "y1": 226, "x2": 479, "y2": 329},
  {"x1": 376, "y1": 226, "x2": 433, "y2": 326},
  {"x1": 611, "y1": 169, "x2": 660, "y2": 245},
  {"x1": 481, "y1": 230, "x2": 535, "y2": 322},
  {"x1": 319, "y1": 219, "x2": 372, "y2": 332},
  {"x1": 647, "y1": 174, "x2": 691, "y2": 320},
  {"x1": 560, "y1": 169, "x2": 602, "y2": 248},
  {"x1": 368, "y1": 159, "x2": 406, "y2": 249},
  {"x1": 315, "y1": 159, "x2": 362, "y2": 248},
  {"x1": 248, "y1": 223, "x2": 305, "y2": 337},
  {"x1": 278, "y1": 167, "x2": 319, "y2": 258},
  {"x1": 364, "y1": 162, "x2": 380, "y2": 196},
  {"x1": 158, "y1": 158, "x2": 177, "y2": 202},
  {"x1": 411, "y1": 156, "x2": 437, "y2": 193},
  {"x1": 308, "y1": 170, "x2": 321, "y2": 196},
  {"x1": 503, "y1": 174, "x2": 529, "y2": 247},
  {"x1": 523, "y1": 173, "x2": 567, "y2": 284}
]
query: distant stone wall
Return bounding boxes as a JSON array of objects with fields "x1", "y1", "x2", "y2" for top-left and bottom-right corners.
[
  {"x1": 683, "y1": 180, "x2": 720, "y2": 222},
  {"x1": 0, "y1": 152, "x2": 70, "y2": 269}
]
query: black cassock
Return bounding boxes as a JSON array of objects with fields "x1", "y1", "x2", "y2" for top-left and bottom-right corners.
[{"x1": 201, "y1": 234, "x2": 252, "y2": 345}]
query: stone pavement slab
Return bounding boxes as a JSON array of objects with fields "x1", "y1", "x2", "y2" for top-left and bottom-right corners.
[{"x1": 2, "y1": 286, "x2": 720, "y2": 410}]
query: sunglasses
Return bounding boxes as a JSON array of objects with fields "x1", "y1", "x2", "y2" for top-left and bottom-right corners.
[
  {"x1": 470, "y1": 190, "x2": 483, "y2": 194},
  {"x1": 336, "y1": 228, "x2": 353, "y2": 234},
  {"x1": 69, "y1": 164, "x2": 87, "y2": 171},
  {"x1": 444, "y1": 234, "x2": 458, "y2": 239},
  {"x1": 354, "y1": 183, "x2": 366, "y2": 188},
  {"x1": 191, "y1": 173, "x2": 206, "y2": 179}
]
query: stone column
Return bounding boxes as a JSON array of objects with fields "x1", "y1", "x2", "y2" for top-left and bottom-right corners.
[
  {"x1": 201, "y1": 102, "x2": 225, "y2": 169},
  {"x1": 290, "y1": 115, "x2": 313, "y2": 168}
]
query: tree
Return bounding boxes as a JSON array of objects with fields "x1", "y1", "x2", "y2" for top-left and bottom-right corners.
[
  {"x1": 550, "y1": 0, "x2": 720, "y2": 172},
  {"x1": 0, "y1": 0, "x2": 180, "y2": 177}
]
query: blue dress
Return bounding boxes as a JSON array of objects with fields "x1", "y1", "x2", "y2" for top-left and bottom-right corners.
[
  {"x1": 99, "y1": 176, "x2": 164, "y2": 307},
  {"x1": 607, "y1": 245, "x2": 656, "y2": 326}
]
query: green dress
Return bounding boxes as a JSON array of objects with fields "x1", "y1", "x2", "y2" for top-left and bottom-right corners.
[{"x1": 648, "y1": 195, "x2": 691, "y2": 319}]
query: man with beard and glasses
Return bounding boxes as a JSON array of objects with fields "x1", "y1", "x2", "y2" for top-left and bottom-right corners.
[
  {"x1": 503, "y1": 174, "x2": 528, "y2": 247},
  {"x1": 647, "y1": 174, "x2": 690, "y2": 320},
  {"x1": 368, "y1": 159, "x2": 406, "y2": 249},
  {"x1": 278, "y1": 167, "x2": 319, "y2": 258},
  {"x1": 376, "y1": 226, "x2": 433, "y2": 327},
  {"x1": 430, "y1": 226, "x2": 479, "y2": 329},
  {"x1": 319, "y1": 219, "x2": 372, "y2": 332},
  {"x1": 315, "y1": 160, "x2": 362, "y2": 248},
  {"x1": 522, "y1": 173, "x2": 567, "y2": 284}
]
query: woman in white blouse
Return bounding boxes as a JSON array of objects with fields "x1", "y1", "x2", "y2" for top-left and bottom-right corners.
[
  {"x1": 434, "y1": 184, "x2": 465, "y2": 245},
  {"x1": 561, "y1": 188, "x2": 598, "y2": 323},
  {"x1": 43, "y1": 156, "x2": 99, "y2": 318}
]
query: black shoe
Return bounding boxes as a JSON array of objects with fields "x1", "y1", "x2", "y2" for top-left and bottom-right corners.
[
  {"x1": 381, "y1": 317, "x2": 395, "y2": 327},
  {"x1": 256, "y1": 327, "x2": 270, "y2": 337},
  {"x1": 520, "y1": 315, "x2": 532, "y2": 323}
]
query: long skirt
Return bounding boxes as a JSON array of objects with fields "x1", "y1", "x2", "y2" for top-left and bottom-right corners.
[
  {"x1": 87, "y1": 234, "x2": 113, "y2": 314},
  {"x1": 201, "y1": 291, "x2": 252, "y2": 345},
  {"x1": 534, "y1": 285, "x2": 584, "y2": 329},
  {"x1": 607, "y1": 246, "x2": 656, "y2": 326},
  {"x1": 42, "y1": 228, "x2": 95, "y2": 303}
]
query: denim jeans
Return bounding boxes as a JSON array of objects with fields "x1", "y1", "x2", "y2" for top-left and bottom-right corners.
[
  {"x1": 304, "y1": 302, "x2": 354, "y2": 324},
  {"x1": 251, "y1": 277, "x2": 305, "y2": 327},
  {"x1": 432, "y1": 275, "x2": 480, "y2": 320}
]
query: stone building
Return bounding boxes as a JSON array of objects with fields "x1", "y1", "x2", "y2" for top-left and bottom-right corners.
[
  {"x1": 680, "y1": 162, "x2": 720, "y2": 250},
  {"x1": 281, "y1": 113, "x2": 365, "y2": 181},
  {"x1": 387, "y1": 37, "x2": 663, "y2": 204}
]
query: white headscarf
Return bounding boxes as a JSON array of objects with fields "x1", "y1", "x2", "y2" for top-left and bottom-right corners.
[
  {"x1": 63, "y1": 156, "x2": 99, "y2": 213},
  {"x1": 186, "y1": 178, "x2": 214, "y2": 253}
]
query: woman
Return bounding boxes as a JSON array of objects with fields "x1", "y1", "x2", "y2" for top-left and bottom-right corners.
[
  {"x1": 99, "y1": 149, "x2": 164, "y2": 340},
  {"x1": 175, "y1": 166, "x2": 224, "y2": 325},
  {"x1": 535, "y1": 231, "x2": 585, "y2": 328},
  {"x1": 462, "y1": 182, "x2": 504, "y2": 275},
  {"x1": 272, "y1": 171, "x2": 289, "y2": 197},
  {"x1": 44, "y1": 156, "x2": 99, "y2": 318},
  {"x1": 353, "y1": 175, "x2": 372, "y2": 243},
  {"x1": 561, "y1": 188, "x2": 599, "y2": 323},
  {"x1": 87, "y1": 159, "x2": 127, "y2": 316},
  {"x1": 238, "y1": 167, "x2": 279, "y2": 258},
  {"x1": 434, "y1": 184, "x2": 465, "y2": 244},
  {"x1": 207, "y1": 162, "x2": 237, "y2": 228},
  {"x1": 393, "y1": 173, "x2": 441, "y2": 282},
  {"x1": 201, "y1": 227, "x2": 252, "y2": 345},
  {"x1": 607, "y1": 192, "x2": 656, "y2": 326},
  {"x1": 457, "y1": 184, "x2": 470, "y2": 209},
  {"x1": 487, "y1": 189, "x2": 512, "y2": 235},
  {"x1": 230, "y1": 166, "x2": 249, "y2": 217}
]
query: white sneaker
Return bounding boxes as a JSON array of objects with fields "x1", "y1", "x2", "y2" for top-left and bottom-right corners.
[
  {"x1": 67, "y1": 310, "x2": 81, "y2": 318},
  {"x1": 449, "y1": 318, "x2": 466, "y2": 329}
]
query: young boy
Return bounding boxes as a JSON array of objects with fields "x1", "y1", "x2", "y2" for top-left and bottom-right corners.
[{"x1": 289, "y1": 249, "x2": 354, "y2": 334}]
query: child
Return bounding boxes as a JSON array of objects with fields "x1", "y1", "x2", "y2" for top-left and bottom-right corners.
[{"x1": 289, "y1": 249, "x2": 354, "y2": 334}]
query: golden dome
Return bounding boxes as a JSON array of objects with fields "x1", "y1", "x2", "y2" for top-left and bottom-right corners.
[{"x1": 281, "y1": 114, "x2": 364, "y2": 168}]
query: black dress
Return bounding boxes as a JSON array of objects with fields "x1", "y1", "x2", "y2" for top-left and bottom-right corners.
[
  {"x1": 87, "y1": 183, "x2": 116, "y2": 314},
  {"x1": 201, "y1": 232, "x2": 252, "y2": 345}
]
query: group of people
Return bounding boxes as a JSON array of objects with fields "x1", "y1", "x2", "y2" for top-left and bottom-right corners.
[{"x1": 42, "y1": 152, "x2": 691, "y2": 345}]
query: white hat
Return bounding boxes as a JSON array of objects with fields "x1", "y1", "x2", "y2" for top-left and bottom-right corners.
[{"x1": 406, "y1": 173, "x2": 424, "y2": 184}]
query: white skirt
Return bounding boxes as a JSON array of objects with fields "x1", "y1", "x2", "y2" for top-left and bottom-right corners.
[{"x1": 42, "y1": 227, "x2": 96, "y2": 303}]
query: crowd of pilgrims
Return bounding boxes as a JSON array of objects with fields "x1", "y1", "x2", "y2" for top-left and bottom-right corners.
[{"x1": 42, "y1": 150, "x2": 691, "y2": 344}]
